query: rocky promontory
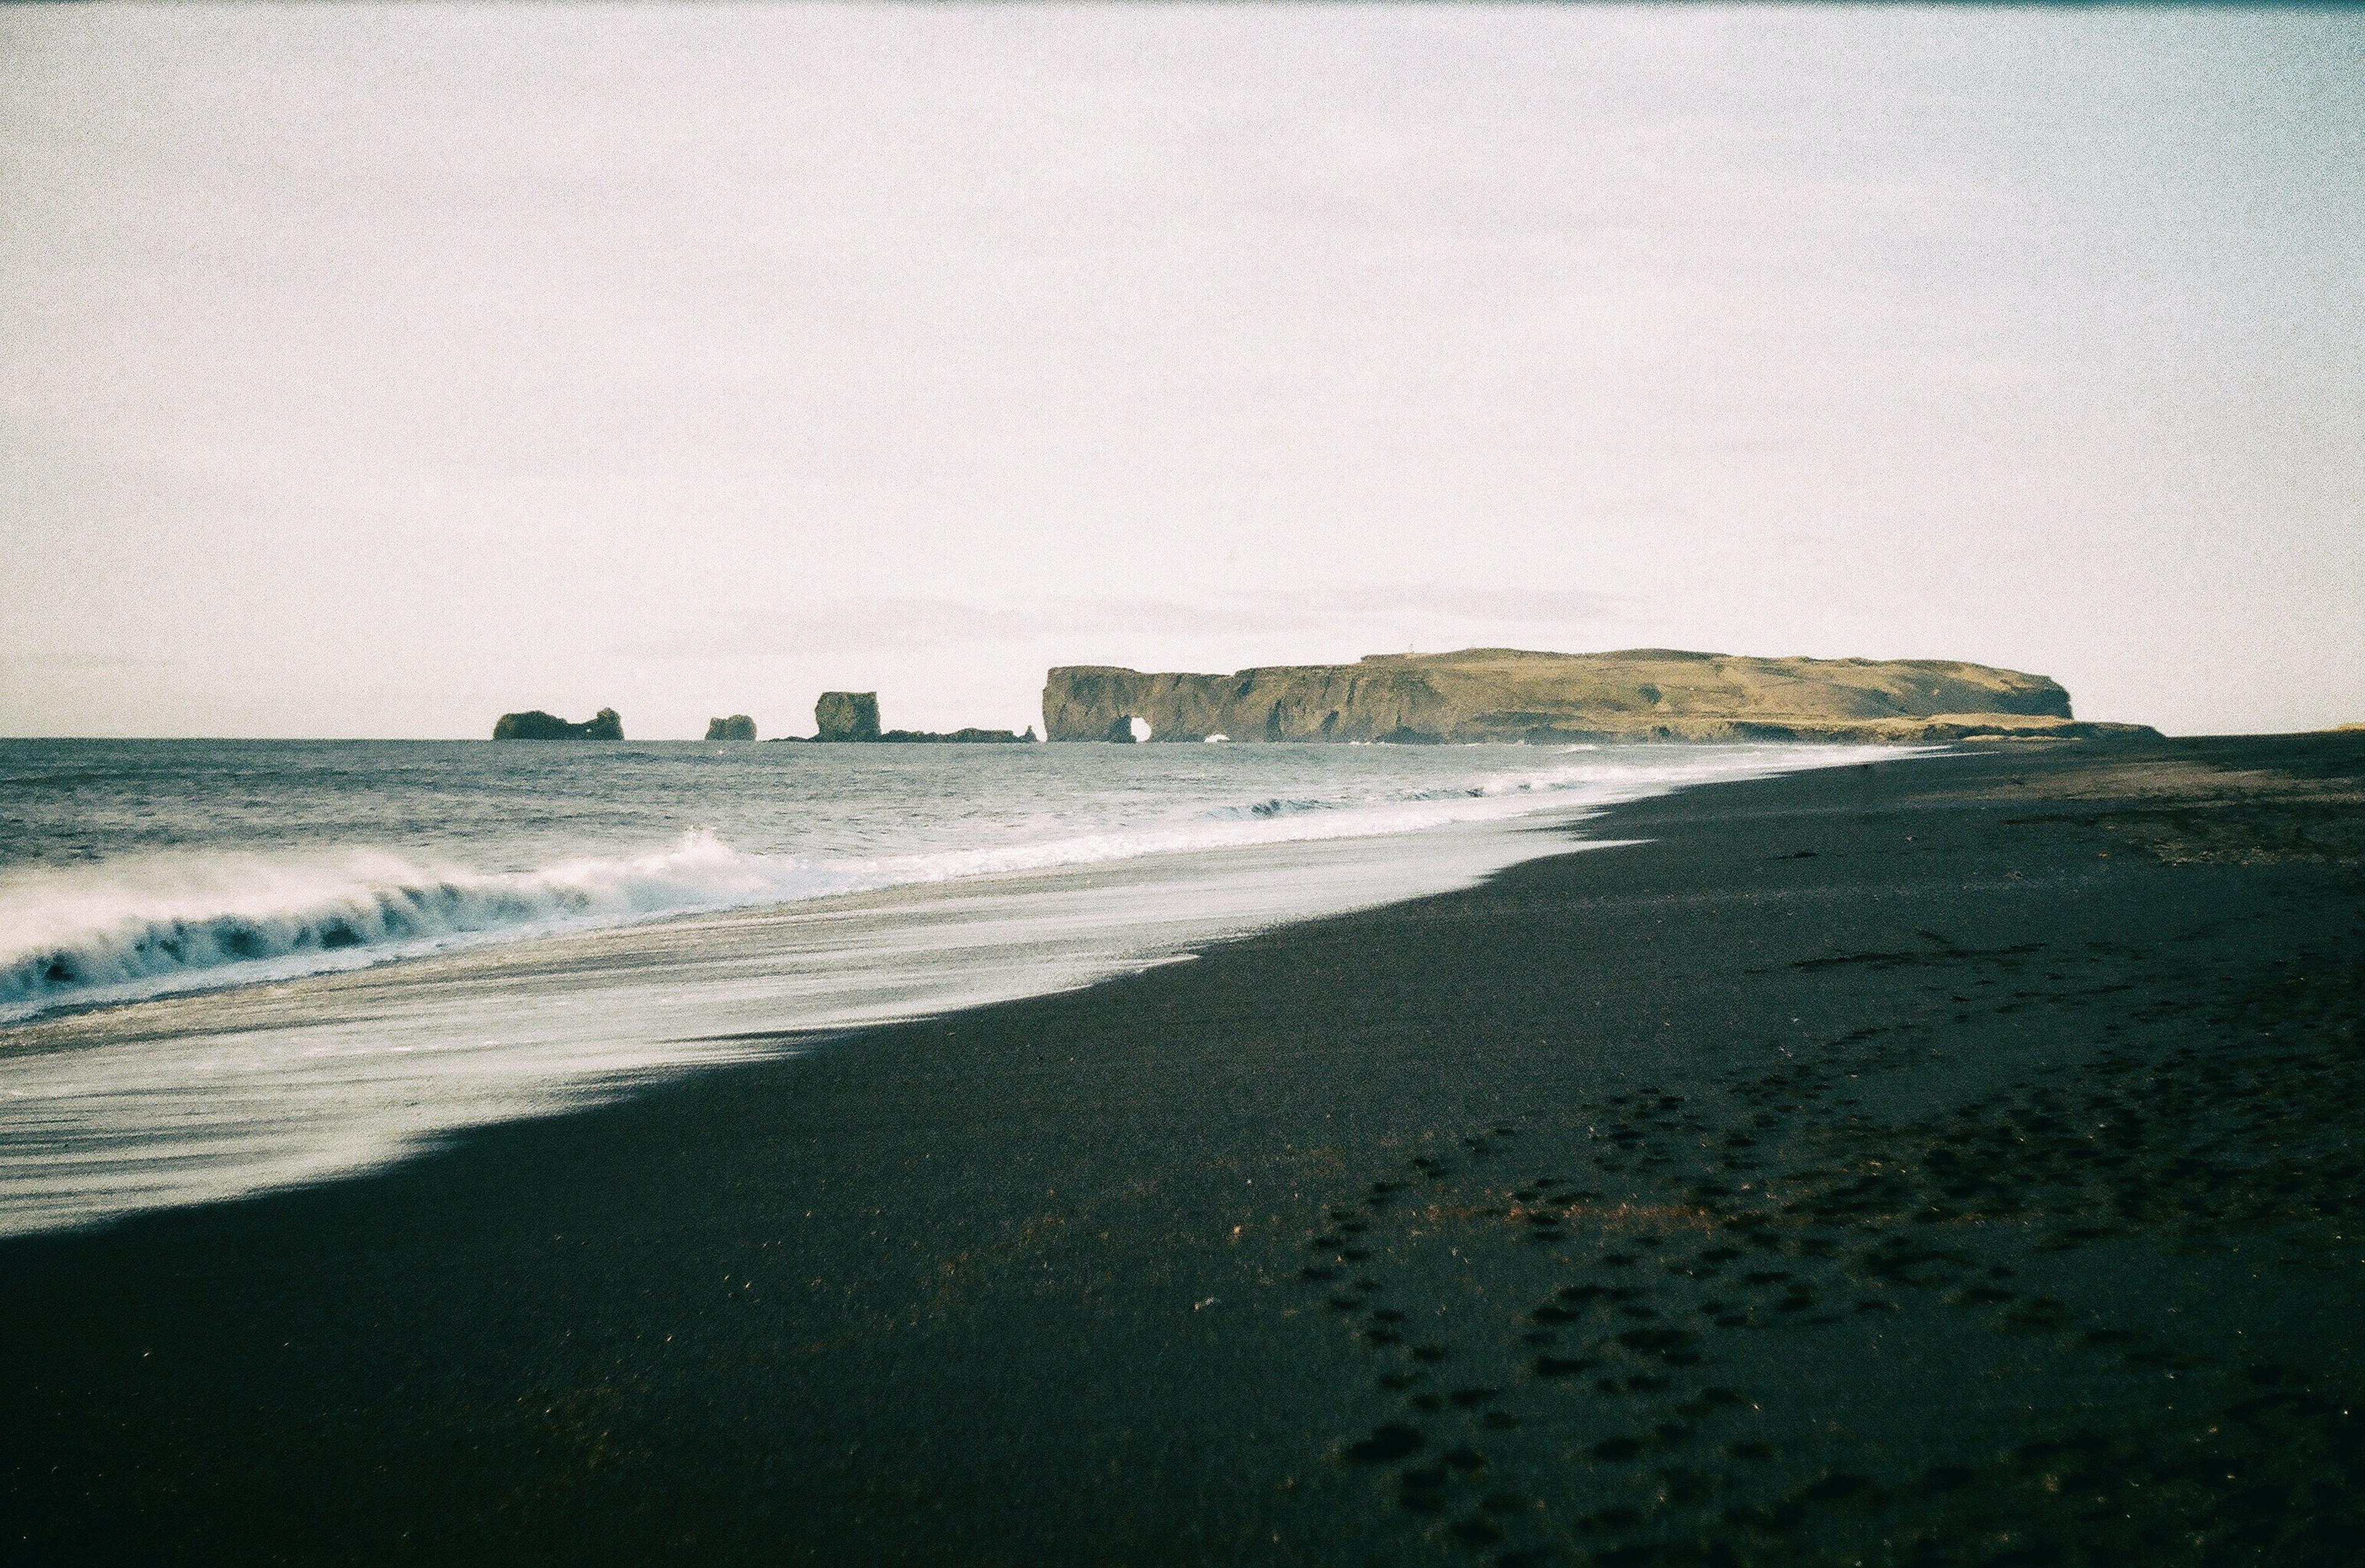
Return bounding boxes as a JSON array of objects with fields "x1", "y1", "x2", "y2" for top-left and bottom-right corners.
[
  {"x1": 492, "y1": 708, "x2": 623, "y2": 740},
  {"x1": 1043, "y1": 650, "x2": 2156, "y2": 744},
  {"x1": 705, "y1": 715, "x2": 758, "y2": 741}
]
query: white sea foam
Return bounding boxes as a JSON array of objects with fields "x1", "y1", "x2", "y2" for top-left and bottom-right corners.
[
  {"x1": 0, "y1": 745, "x2": 1898, "y2": 1022},
  {"x1": 0, "y1": 738, "x2": 1927, "y2": 1235},
  {"x1": 0, "y1": 833, "x2": 812, "y2": 1020}
]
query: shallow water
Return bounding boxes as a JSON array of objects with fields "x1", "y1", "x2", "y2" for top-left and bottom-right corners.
[{"x1": 0, "y1": 739, "x2": 1906, "y2": 1234}]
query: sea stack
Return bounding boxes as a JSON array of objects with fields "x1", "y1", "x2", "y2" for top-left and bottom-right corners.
[
  {"x1": 492, "y1": 708, "x2": 624, "y2": 740},
  {"x1": 814, "y1": 692, "x2": 882, "y2": 742},
  {"x1": 788, "y1": 691, "x2": 1031, "y2": 743},
  {"x1": 705, "y1": 715, "x2": 758, "y2": 741}
]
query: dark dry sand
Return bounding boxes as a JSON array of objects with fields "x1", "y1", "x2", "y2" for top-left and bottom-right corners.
[{"x1": 4, "y1": 736, "x2": 2362, "y2": 1567}]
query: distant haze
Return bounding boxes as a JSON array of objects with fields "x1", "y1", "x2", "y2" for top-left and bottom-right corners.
[{"x1": 4, "y1": 4, "x2": 2359, "y2": 738}]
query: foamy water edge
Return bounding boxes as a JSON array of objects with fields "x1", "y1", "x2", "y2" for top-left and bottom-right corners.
[{"x1": 3, "y1": 746, "x2": 1910, "y2": 1024}]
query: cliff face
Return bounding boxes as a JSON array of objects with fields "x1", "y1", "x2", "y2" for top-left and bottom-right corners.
[
  {"x1": 1040, "y1": 650, "x2": 2140, "y2": 744},
  {"x1": 493, "y1": 708, "x2": 623, "y2": 740}
]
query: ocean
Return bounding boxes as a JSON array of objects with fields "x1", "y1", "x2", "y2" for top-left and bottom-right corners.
[{"x1": 0, "y1": 738, "x2": 1899, "y2": 1235}]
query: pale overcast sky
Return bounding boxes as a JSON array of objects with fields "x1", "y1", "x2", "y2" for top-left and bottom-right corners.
[{"x1": 4, "y1": 4, "x2": 2359, "y2": 738}]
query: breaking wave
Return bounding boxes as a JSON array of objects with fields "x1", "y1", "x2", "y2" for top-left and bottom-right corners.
[
  {"x1": 0, "y1": 832, "x2": 831, "y2": 1021},
  {"x1": 0, "y1": 745, "x2": 1891, "y2": 1022}
]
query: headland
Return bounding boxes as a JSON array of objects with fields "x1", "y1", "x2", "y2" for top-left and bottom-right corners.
[{"x1": 1044, "y1": 648, "x2": 2158, "y2": 745}]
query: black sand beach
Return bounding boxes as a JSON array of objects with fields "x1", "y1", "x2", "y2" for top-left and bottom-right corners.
[{"x1": 5, "y1": 736, "x2": 2361, "y2": 1567}]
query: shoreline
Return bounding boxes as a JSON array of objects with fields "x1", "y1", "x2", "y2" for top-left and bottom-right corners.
[
  {"x1": 0, "y1": 743, "x2": 1890, "y2": 1239},
  {"x1": 4, "y1": 734, "x2": 2361, "y2": 1563},
  {"x1": 0, "y1": 816, "x2": 1577, "y2": 1240},
  {"x1": 1, "y1": 738, "x2": 1861, "y2": 1031}
]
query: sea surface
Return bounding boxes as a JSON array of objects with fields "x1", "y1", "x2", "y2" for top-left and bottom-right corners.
[{"x1": 0, "y1": 738, "x2": 1903, "y2": 1235}]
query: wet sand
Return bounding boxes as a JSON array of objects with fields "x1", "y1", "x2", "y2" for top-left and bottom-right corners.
[{"x1": 4, "y1": 735, "x2": 2361, "y2": 1566}]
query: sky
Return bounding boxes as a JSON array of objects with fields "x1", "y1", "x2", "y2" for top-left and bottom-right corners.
[{"x1": 2, "y1": 4, "x2": 2360, "y2": 739}]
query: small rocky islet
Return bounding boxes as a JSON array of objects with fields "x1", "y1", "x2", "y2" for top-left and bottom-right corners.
[
  {"x1": 489, "y1": 707, "x2": 623, "y2": 740},
  {"x1": 490, "y1": 692, "x2": 1034, "y2": 743},
  {"x1": 786, "y1": 691, "x2": 1035, "y2": 745}
]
